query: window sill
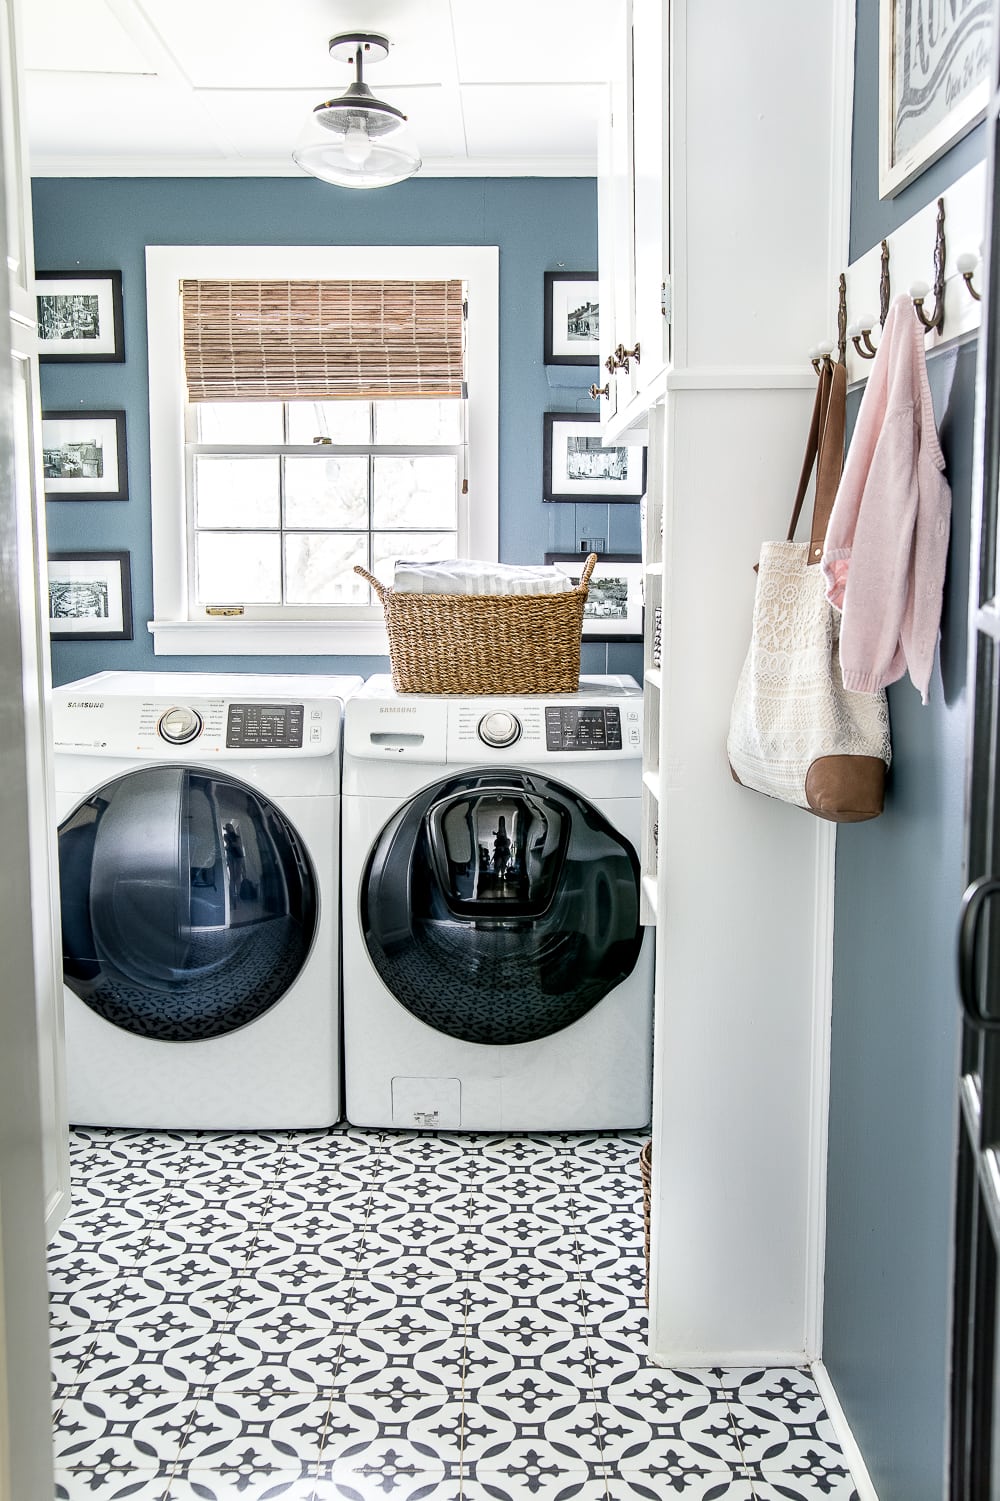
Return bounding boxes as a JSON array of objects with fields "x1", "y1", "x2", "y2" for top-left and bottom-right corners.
[{"x1": 149, "y1": 617, "x2": 390, "y2": 657}]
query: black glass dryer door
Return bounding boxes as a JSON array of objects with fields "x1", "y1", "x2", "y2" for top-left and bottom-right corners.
[
  {"x1": 362, "y1": 770, "x2": 643, "y2": 1045},
  {"x1": 58, "y1": 766, "x2": 318, "y2": 1040}
]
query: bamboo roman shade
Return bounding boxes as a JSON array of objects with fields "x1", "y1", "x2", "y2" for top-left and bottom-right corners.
[{"x1": 180, "y1": 279, "x2": 465, "y2": 401}]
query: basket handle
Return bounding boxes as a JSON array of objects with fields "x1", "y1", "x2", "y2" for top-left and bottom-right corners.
[
  {"x1": 578, "y1": 553, "x2": 598, "y2": 590},
  {"x1": 354, "y1": 565, "x2": 389, "y2": 603}
]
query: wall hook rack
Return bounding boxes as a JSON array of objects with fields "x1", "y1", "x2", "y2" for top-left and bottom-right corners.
[{"x1": 910, "y1": 198, "x2": 946, "y2": 332}]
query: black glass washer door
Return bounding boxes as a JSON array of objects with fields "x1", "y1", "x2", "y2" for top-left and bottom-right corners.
[
  {"x1": 58, "y1": 765, "x2": 318, "y2": 1041},
  {"x1": 362, "y1": 770, "x2": 643, "y2": 1046}
]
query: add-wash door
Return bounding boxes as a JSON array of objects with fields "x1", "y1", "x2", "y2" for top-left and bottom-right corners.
[{"x1": 952, "y1": 19, "x2": 1000, "y2": 1493}]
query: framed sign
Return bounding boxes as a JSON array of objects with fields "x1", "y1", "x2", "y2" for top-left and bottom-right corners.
[
  {"x1": 545, "y1": 553, "x2": 643, "y2": 641},
  {"x1": 542, "y1": 412, "x2": 646, "y2": 503},
  {"x1": 47, "y1": 552, "x2": 133, "y2": 641},
  {"x1": 42, "y1": 410, "x2": 128, "y2": 501},
  {"x1": 35, "y1": 269, "x2": 124, "y2": 362},
  {"x1": 544, "y1": 271, "x2": 600, "y2": 365},
  {"x1": 879, "y1": 0, "x2": 992, "y2": 197}
]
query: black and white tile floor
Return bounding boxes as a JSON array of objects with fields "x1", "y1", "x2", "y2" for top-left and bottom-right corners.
[{"x1": 48, "y1": 1126, "x2": 859, "y2": 1500}]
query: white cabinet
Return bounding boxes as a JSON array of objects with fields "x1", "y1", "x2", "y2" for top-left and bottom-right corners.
[
  {"x1": 597, "y1": 0, "x2": 669, "y2": 435},
  {"x1": 603, "y1": 0, "x2": 849, "y2": 1364}
]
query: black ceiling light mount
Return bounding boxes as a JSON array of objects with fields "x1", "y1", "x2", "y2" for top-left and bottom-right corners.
[{"x1": 293, "y1": 31, "x2": 422, "y2": 190}]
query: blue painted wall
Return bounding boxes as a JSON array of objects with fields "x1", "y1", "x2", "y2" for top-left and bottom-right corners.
[
  {"x1": 822, "y1": 3, "x2": 982, "y2": 1494},
  {"x1": 31, "y1": 175, "x2": 641, "y2": 687}
]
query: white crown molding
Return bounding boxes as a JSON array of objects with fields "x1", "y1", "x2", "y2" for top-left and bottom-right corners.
[{"x1": 28, "y1": 153, "x2": 598, "y2": 178}]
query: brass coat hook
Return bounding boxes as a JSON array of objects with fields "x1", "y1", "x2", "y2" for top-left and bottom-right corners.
[
  {"x1": 849, "y1": 316, "x2": 879, "y2": 360},
  {"x1": 910, "y1": 198, "x2": 946, "y2": 332},
  {"x1": 957, "y1": 251, "x2": 982, "y2": 302}
]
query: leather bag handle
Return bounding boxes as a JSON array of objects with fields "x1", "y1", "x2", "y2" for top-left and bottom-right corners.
[{"x1": 785, "y1": 359, "x2": 847, "y2": 566}]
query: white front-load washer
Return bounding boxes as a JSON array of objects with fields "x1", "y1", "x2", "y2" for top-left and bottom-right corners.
[
  {"x1": 342, "y1": 674, "x2": 653, "y2": 1131},
  {"x1": 52, "y1": 670, "x2": 361, "y2": 1129}
]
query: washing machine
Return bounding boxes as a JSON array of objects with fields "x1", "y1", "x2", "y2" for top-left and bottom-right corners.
[
  {"x1": 52, "y1": 670, "x2": 361, "y2": 1129},
  {"x1": 341, "y1": 674, "x2": 653, "y2": 1131}
]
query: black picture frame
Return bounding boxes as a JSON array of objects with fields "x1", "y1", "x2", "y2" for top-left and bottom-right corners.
[
  {"x1": 545, "y1": 552, "x2": 644, "y2": 641},
  {"x1": 47, "y1": 551, "x2": 133, "y2": 641},
  {"x1": 542, "y1": 411, "x2": 647, "y2": 503},
  {"x1": 42, "y1": 410, "x2": 128, "y2": 502},
  {"x1": 544, "y1": 271, "x2": 600, "y2": 365},
  {"x1": 35, "y1": 269, "x2": 125, "y2": 363}
]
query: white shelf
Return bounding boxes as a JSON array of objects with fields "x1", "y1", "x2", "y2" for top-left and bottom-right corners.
[
  {"x1": 642, "y1": 767, "x2": 661, "y2": 801},
  {"x1": 644, "y1": 667, "x2": 662, "y2": 691}
]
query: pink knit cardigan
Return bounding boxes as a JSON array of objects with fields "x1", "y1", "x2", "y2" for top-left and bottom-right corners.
[{"x1": 820, "y1": 294, "x2": 951, "y2": 705}]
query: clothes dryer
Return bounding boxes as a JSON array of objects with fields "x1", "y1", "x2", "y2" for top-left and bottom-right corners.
[
  {"x1": 342, "y1": 675, "x2": 653, "y2": 1130},
  {"x1": 52, "y1": 671, "x2": 361, "y2": 1128}
]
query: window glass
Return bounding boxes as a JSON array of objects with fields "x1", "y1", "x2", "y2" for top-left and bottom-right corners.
[
  {"x1": 194, "y1": 456, "x2": 280, "y2": 528},
  {"x1": 286, "y1": 401, "x2": 373, "y2": 445},
  {"x1": 283, "y1": 456, "x2": 369, "y2": 529},
  {"x1": 197, "y1": 532, "x2": 281, "y2": 604},
  {"x1": 372, "y1": 456, "x2": 458, "y2": 529},
  {"x1": 372, "y1": 531, "x2": 457, "y2": 581},
  {"x1": 284, "y1": 534, "x2": 370, "y2": 605},
  {"x1": 197, "y1": 403, "x2": 284, "y2": 444},
  {"x1": 375, "y1": 399, "x2": 463, "y2": 445}
]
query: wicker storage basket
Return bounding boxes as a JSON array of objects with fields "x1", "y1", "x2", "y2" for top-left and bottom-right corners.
[{"x1": 354, "y1": 554, "x2": 597, "y2": 695}]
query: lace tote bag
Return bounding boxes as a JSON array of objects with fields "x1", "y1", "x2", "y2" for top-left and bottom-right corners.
[{"x1": 727, "y1": 360, "x2": 891, "y2": 822}]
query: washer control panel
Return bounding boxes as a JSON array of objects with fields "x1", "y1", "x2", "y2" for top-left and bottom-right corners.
[
  {"x1": 226, "y1": 703, "x2": 304, "y2": 749},
  {"x1": 477, "y1": 710, "x2": 522, "y2": 748},
  {"x1": 544, "y1": 705, "x2": 623, "y2": 751}
]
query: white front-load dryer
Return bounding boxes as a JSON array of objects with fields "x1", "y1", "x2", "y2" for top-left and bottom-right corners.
[
  {"x1": 342, "y1": 674, "x2": 653, "y2": 1131},
  {"x1": 52, "y1": 670, "x2": 361, "y2": 1129}
]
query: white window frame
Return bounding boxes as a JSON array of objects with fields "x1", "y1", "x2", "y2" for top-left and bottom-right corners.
[{"x1": 146, "y1": 244, "x2": 499, "y2": 657}]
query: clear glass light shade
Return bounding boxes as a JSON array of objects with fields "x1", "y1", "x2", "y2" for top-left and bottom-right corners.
[{"x1": 293, "y1": 92, "x2": 421, "y2": 189}]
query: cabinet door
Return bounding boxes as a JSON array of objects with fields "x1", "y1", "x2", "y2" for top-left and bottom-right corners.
[
  {"x1": 597, "y1": 0, "x2": 635, "y2": 419},
  {"x1": 631, "y1": 0, "x2": 669, "y2": 387}
]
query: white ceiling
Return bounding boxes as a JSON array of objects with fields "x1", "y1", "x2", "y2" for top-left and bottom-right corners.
[{"x1": 22, "y1": 0, "x2": 609, "y2": 177}]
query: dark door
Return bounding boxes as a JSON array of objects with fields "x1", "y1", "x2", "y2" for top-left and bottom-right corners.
[
  {"x1": 58, "y1": 766, "x2": 318, "y2": 1041},
  {"x1": 362, "y1": 770, "x2": 643, "y2": 1044},
  {"x1": 951, "y1": 25, "x2": 1000, "y2": 1494}
]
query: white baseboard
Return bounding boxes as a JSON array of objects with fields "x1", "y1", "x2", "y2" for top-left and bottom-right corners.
[{"x1": 811, "y1": 1360, "x2": 880, "y2": 1501}]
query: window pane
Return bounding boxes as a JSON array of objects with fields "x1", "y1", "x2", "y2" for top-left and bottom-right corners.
[
  {"x1": 196, "y1": 532, "x2": 281, "y2": 604},
  {"x1": 284, "y1": 533, "x2": 370, "y2": 605},
  {"x1": 286, "y1": 401, "x2": 372, "y2": 445},
  {"x1": 283, "y1": 456, "x2": 369, "y2": 529},
  {"x1": 196, "y1": 402, "x2": 283, "y2": 443},
  {"x1": 374, "y1": 399, "x2": 463, "y2": 444},
  {"x1": 372, "y1": 456, "x2": 458, "y2": 529},
  {"x1": 195, "y1": 456, "x2": 280, "y2": 528},
  {"x1": 372, "y1": 531, "x2": 458, "y2": 585}
]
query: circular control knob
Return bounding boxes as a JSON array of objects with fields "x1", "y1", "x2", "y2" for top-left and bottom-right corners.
[
  {"x1": 157, "y1": 705, "x2": 204, "y2": 744},
  {"x1": 478, "y1": 710, "x2": 522, "y2": 748}
]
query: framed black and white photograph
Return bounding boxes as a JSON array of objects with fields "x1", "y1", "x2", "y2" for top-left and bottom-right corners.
[
  {"x1": 542, "y1": 412, "x2": 646, "y2": 503},
  {"x1": 47, "y1": 551, "x2": 133, "y2": 641},
  {"x1": 35, "y1": 269, "x2": 124, "y2": 362},
  {"x1": 879, "y1": 0, "x2": 992, "y2": 197},
  {"x1": 544, "y1": 271, "x2": 600, "y2": 365},
  {"x1": 42, "y1": 410, "x2": 128, "y2": 501},
  {"x1": 545, "y1": 553, "x2": 643, "y2": 641}
]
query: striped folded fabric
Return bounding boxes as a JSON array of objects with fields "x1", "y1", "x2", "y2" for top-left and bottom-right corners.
[{"x1": 392, "y1": 559, "x2": 574, "y2": 595}]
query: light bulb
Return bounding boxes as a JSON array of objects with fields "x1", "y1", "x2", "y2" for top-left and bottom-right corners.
[{"x1": 343, "y1": 116, "x2": 373, "y2": 168}]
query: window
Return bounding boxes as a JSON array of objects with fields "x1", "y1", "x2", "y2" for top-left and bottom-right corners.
[{"x1": 147, "y1": 246, "x2": 499, "y2": 656}]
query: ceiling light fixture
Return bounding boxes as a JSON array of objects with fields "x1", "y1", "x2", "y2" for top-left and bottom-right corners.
[{"x1": 293, "y1": 32, "x2": 421, "y2": 190}]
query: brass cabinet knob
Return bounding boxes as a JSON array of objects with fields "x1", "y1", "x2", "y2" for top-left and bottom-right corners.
[{"x1": 589, "y1": 382, "x2": 610, "y2": 400}]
